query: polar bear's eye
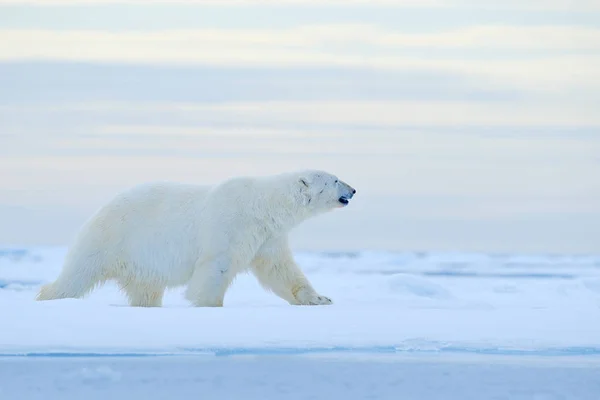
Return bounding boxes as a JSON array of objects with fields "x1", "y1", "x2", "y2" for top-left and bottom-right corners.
[{"x1": 335, "y1": 180, "x2": 338, "y2": 183}]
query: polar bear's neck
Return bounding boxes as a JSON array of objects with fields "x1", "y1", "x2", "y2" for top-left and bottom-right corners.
[{"x1": 254, "y1": 177, "x2": 313, "y2": 233}]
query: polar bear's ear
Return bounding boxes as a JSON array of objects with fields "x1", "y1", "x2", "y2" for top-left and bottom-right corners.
[
  {"x1": 299, "y1": 177, "x2": 310, "y2": 188},
  {"x1": 298, "y1": 177, "x2": 312, "y2": 205}
]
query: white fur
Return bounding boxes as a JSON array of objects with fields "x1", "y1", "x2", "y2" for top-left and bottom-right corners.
[{"x1": 36, "y1": 170, "x2": 356, "y2": 307}]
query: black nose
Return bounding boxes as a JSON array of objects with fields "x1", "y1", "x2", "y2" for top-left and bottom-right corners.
[{"x1": 352, "y1": 189, "x2": 356, "y2": 194}]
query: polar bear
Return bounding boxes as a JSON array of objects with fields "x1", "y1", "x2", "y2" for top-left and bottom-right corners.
[{"x1": 36, "y1": 170, "x2": 356, "y2": 307}]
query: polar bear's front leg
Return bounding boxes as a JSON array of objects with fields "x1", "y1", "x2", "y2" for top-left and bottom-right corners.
[
  {"x1": 252, "y1": 238, "x2": 332, "y2": 306},
  {"x1": 291, "y1": 285, "x2": 333, "y2": 306},
  {"x1": 185, "y1": 255, "x2": 239, "y2": 307}
]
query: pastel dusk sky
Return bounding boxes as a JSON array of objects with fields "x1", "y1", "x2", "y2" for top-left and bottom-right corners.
[{"x1": 0, "y1": 0, "x2": 598, "y2": 254}]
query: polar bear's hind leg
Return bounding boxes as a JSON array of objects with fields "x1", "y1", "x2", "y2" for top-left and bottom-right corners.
[
  {"x1": 118, "y1": 279, "x2": 165, "y2": 307},
  {"x1": 35, "y1": 258, "x2": 109, "y2": 301}
]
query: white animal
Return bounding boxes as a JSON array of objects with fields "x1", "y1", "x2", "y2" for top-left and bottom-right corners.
[{"x1": 36, "y1": 170, "x2": 357, "y2": 307}]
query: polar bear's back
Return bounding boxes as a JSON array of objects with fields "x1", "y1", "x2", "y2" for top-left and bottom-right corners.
[{"x1": 92, "y1": 181, "x2": 211, "y2": 233}]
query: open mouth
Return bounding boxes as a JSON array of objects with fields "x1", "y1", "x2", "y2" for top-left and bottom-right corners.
[{"x1": 338, "y1": 196, "x2": 350, "y2": 205}]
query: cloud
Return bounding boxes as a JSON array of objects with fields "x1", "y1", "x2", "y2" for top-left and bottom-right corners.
[
  {"x1": 0, "y1": 0, "x2": 444, "y2": 5},
  {"x1": 0, "y1": 62, "x2": 518, "y2": 105},
  {"x1": 1, "y1": 27, "x2": 599, "y2": 92},
  {"x1": 3, "y1": 25, "x2": 600, "y2": 52},
  {"x1": 340, "y1": 25, "x2": 600, "y2": 50},
  {"x1": 1, "y1": 0, "x2": 599, "y2": 11},
  {"x1": 2, "y1": 98, "x2": 598, "y2": 127}
]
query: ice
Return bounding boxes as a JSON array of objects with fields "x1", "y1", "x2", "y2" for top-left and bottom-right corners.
[
  {"x1": 1, "y1": 246, "x2": 600, "y2": 398},
  {"x1": 1, "y1": 246, "x2": 599, "y2": 354}
]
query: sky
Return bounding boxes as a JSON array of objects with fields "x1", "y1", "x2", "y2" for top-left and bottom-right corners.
[{"x1": 0, "y1": 0, "x2": 599, "y2": 254}]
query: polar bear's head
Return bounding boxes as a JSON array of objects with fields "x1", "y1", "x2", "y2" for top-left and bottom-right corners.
[{"x1": 297, "y1": 170, "x2": 356, "y2": 212}]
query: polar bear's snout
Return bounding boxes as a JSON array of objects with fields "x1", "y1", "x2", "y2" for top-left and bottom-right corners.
[{"x1": 337, "y1": 181, "x2": 357, "y2": 206}]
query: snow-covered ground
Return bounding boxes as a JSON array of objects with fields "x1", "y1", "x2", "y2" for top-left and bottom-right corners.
[{"x1": 1, "y1": 247, "x2": 600, "y2": 399}]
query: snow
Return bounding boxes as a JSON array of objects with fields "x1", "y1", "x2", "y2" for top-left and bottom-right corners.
[
  {"x1": 1, "y1": 247, "x2": 600, "y2": 398},
  {"x1": 1, "y1": 247, "x2": 600, "y2": 355}
]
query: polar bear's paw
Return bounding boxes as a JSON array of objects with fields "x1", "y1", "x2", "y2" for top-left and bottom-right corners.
[
  {"x1": 293, "y1": 286, "x2": 333, "y2": 306},
  {"x1": 307, "y1": 294, "x2": 333, "y2": 306}
]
